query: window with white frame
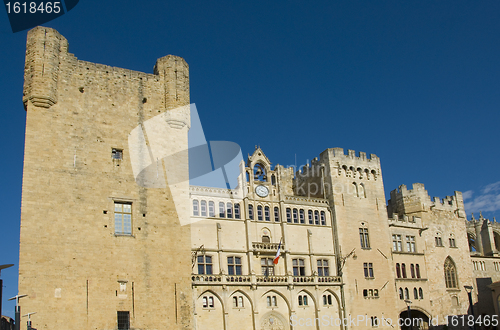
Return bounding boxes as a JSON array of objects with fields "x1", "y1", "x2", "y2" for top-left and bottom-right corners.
[
  {"x1": 392, "y1": 234, "x2": 402, "y2": 251},
  {"x1": 308, "y1": 210, "x2": 313, "y2": 224},
  {"x1": 208, "y1": 201, "x2": 215, "y2": 217},
  {"x1": 274, "y1": 207, "x2": 280, "y2": 222},
  {"x1": 360, "y1": 228, "x2": 370, "y2": 249},
  {"x1": 200, "y1": 200, "x2": 207, "y2": 217},
  {"x1": 286, "y1": 208, "x2": 291, "y2": 223},
  {"x1": 114, "y1": 202, "x2": 132, "y2": 235},
  {"x1": 193, "y1": 200, "x2": 199, "y2": 216},
  {"x1": 292, "y1": 258, "x2": 306, "y2": 276},
  {"x1": 219, "y1": 202, "x2": 225, "y2": 218},
  {"x1": 265, "y1": 206, "x2": 270, "y2": 221},
  {"x1": 261, "y1": 258, "x2": 274, "y2": 276},
  {"x1": 234, "y1": 203, "x2": 240, "y2": 219},
  {"x1": 293, "y1": 208, "x2": 298, "y2": 223},
  {"x1": 406, "y1": 236, "x2": 416, "y2": 252},
  {"x1": 226, "y1": 202, "x2": 233, "y2": 219},
  {"x1": 257, "y1": 205, "x2": 263, "y2": 221},
  {"x1": 299, "y1": 209, "x2": 305, "y2": 224},
  {"x1": 320, "y1": 211, "x2": 326, "y2": 225}
]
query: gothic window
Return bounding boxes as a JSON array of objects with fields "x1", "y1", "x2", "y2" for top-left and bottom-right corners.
[
  {"x1": 352, "y1": 182, "x2": 358, "y2": 197},
  {"x1": 401, "y1": 263, "x2": 407, "y2": 278},
  {"x1": 202, "y1": 296, "x2": 215, "y2": 308},
  {"x1": 435, "y1": 233, "x2": 443, "y2": 247},
  {"x1": 298, "y1": 295, "x2": 308, "y2": 306},
  {"x1": 227, "y1": 256, "x2": 242, "y2": 275},
  {"x1": 271, "y1": 174, "x2": 276, "y2": 185},
  {"x1": 314, "y1": 210, "x2": 319, "y2": 225},
  {"x1": 299, "y1": 209, "x2": 305, "y2": 224},
  {"x1": 449, "y1": 236, "x2": 456, "y2": 248},
  {"x1": 292, "y1": 258, "x2": 306, "y2": 276},
  {"x1": 193, "y1": 200, "x2": 199, "y2": 216},
  {"x1": 410, "y1": 264, "x2": 415, "y2": 278},
  {"x1": 317, "y1": 259, "x2": 329, "y2": 276},
  {"x1": 360, "y1": 228, "x2": 370, "y2": 248},
  {"x1": 257, "y1": 205, "x2": 263, "y2": 221},
  {"x1": 398, "y1": 288, "x2": 403, "y2": 300},
  {"x1": 219, "y1": 202, "x2": 225, "y2": 218},
  {"x1": 371, "y1": 317, "x2": 378, "y2": 327},
  {"x1": 274, "y1": 207, "x2": 280, "y2": 222},
  {"x1": 419, "y1": 288, "x2": 424, "y2": 299},
  {"x1": 359, "y1": 183, "x2": 366, "y2": 198},
  {"x1": 114, "y1": 202, "x2": 132, "y2": 235},
  {"x1": 416, "y1": 264, "x2": 421, "y2": 278},
  {"x1": 234, "y1": 203, "x2": 240, "y2": 219},
  {"x1": 266, "y1": 295, "x2": 277, "y2": 307},
  {"x1": 286, "y1": 208, "x2": 292, "y2": 223},
  {"x1": 226, "y1": 202, "x2": 233, "y2": 219},
  {"x1": 396, "y1": 263, "x2": 401, "y2": 278},
  {"x1": 293, "y1": 208, "x2": 298, "y2": 223},
  {"x1": 404, "y1": 288, "x2": 409, "y2": 300},
  {"x1": 253, "y1": 163, "x2": 267, "y2": 181},
  {"x1": 320, "y1": 211, "x2": 326, "y2": 225},
  {"x1": 248, "y1": 204, "x2": 254, "y2": 220},
  {"x1": 323, "y1": 294, "x2": 333, "y2": 305},
  {"x1": 232, "y1": 296, "x2": 244, "y2": 308},
  {"x1": 308, "y1": 210, "x2": 313, "y2": 224},
  {"x1": 414, "y1": 288, "x2": 418, "y2": 300},
  {"x1": 444, "y1": 257, "x2": 458, "y2": 288},
  {"x1": 208, "y1": 201, "x2": 215, "y2": 217},
  {"x1": 197, "y1": 255, "x2": 213, "y2": 275},
  {"x1": 264, "y1": 206, "x2": 270, "y2": 221}
]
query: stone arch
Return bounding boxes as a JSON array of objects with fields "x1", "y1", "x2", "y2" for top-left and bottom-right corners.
[
  {"x1": 398, "y1": 307, "x2": 431, "y2": 330},
  {"x1": 359, "y1": 183, "x2": 366, "y2": 198},
  {"x1": 259, "y1": 311, "x2": 289, "y2": 330},
  {"x1": 261, "y1": 289, "x2": 291, "y2": 311},
  {"x1": 467, "y1": 232, "x2": 477, "y2": 252},
  {"x1": 321, "y1": 288, "x2": 341, "y2": 307},
  {"x1": 196, "y1": 289, "x2": 225, "y2": 330},
  {"x1": 228, "y1": 290, "x2": 254, "y2": 330},
  {"x1": 261, "y1": 227, "x2": 272, "y2": 243},
  {"x1": 197, "y1": 289, "x2": 226, "y2": 312},
  {"x1": 352, "y1": 182, "x2": 358, "y2": 197},
  {"x1": 296, "y1": 288, "x2": 317, "y2": 307},
  {"x1": 229, "y1": 289, "x2": 254, "y2": 309}
]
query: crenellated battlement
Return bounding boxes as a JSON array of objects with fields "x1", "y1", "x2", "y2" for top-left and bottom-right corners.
[{"x1": 387, "y1": 183, "x2": 466, "y2": 218}]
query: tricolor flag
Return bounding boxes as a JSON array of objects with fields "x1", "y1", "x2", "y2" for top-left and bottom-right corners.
[{"x1": 273, "y1": 240, "x2": 282, "y2": 264}]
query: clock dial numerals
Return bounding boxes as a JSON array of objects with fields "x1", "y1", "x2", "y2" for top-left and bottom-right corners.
[{"x1": 255, "y1": 185, "x2": 269, "y2": 197}]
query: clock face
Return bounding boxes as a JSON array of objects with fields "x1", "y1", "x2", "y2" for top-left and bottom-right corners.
[{"x1": 255, "y1": 185, "x2": 269, "y2": 197}]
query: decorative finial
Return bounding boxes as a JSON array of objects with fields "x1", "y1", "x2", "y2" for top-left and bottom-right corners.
[
  {"x1": 471, "y1": 213, "x2": 475, "y2": 220},
  {"x1": 479, "y1": 211, "x2": 483, "y2": 219}
]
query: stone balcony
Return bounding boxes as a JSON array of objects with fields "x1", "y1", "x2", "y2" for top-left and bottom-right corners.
[
  {"x1": 192, "y1": 274, "x2": 342, "y2": 286},
  {"x1": 252, "y1": 242, "x2": 283, "y2": 253}
]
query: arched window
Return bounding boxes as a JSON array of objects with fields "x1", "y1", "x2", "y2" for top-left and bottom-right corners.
[
  {"x1": 352, "y1": 182, "x2": 358, "y2": 197},
  {"x1": 419, "y1": 288, "x2": 423, "y2": 299},
  {"x1": 308, "y1": 210, "x2": 313, "y2": 224},
  {"x1": 201, "y1": 200, "x2": 207, "y2": 217},
  {"x1": 314, "y1": 210, "x2": 319, "y2": 225},
  {"x1": 193, "y1": 200, "x2": 199, "y2": 216},
  {"x1": 359, "y1": 183, "x2": 366, "y2": 198},
  {"x1": 320, "y1": 211, "x2": 326, "y2": 225},
  {"x1": 286, "y1": 208, "x2": 291, "y2": 223},
  {"x1": 396, "y1": 263, "x2": 401, "y2": 278},
  {"x1": 257, "y1": 205, "x2": 263, "y2": 221},
  {"x1": 271, "y1": 174, "x2": 276, "y2": 186},
  {"x1": 234, "y1": 203, "x2": 240, "y2": 219},
  {"x1": 299, "y1": 209, "x2": 305, "y2": 224},
  {"x1": 402, "y1": 263, "x2": 407, "y2": 278},
  {"x1": 468, "y1": 233, "x2": 477, "y2": 252},
  {"x1": 219, "y1": 202, "x2": 225, "y2": 218},
  {"x1": 399, "y1": 288, "x2": 403, "y2": 300},
  {"x1": 274, "y1": 207, "x2": 280, "y2": 222},
  {"x1": 208, "y1": 201, "x2": 215, "y2": 217},
  {"x1": 253, "y1": 163, "x2": 267, "y2": 181},
  {"x1": 416, "y1": 264, "x2": 421, "y2": 278},
  {"x1": 410, "y1": 264, "x2": 415, "y2": 278},
  {"x1": 404, "y1": 288, "x2": 409, "y2": 300},
  {"x1": 248, "y1": 204, "x2": 254, "y2": 220},
  {"x1": 413, "y1": 288, "x2": 418, "y2": 300},
  {"x1": 293, "y1": 208, "x2": 298, "y2": 223},
  {"x1": 262, "y1": 235, "x2": 270, "y2": 243},
  {"x1": 264, "y1": 206, "x2": 270, "y2": 221},
  {"x1": 444, "y1": 257, "x2": 458, "y2": 288},
  {"x1": 226, "y1": 202, "x2": 233, "y2": 219}
]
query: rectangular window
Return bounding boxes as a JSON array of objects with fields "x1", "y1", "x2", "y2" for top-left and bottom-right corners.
[
  {"x1": 435, "y1": 236, "x2": 443, "y2": 247},
  {"x1": 317, "y1": 259, "x2": 329, "y2": 276},
  {"x1": 364, "y1": 262, "x2": 374, "y2": 278},
  {"x1": 261, "y1": 258, "x2": 275, "y2": 276},
  {"x1": 292, "y1": 259, "x2": 306, "y2": 276},
  {"x1": 449, "y1": 238, "x2": 456, "y2": 247},
  {"x1": 197, "y1": 255, "x2": 213, "y2": 275},
  {"x1": 359, "y1": 228, "x2": 370, "y2": 248},
  {"x1": 112, "y1": 148, "x2": 123, "y2": 160},
  {"x1": 117, "y1": 311, "x2": 130, "y2": 330},
  {"x1": 228, "y1": 256, "x2": 242, "y2": 275},
  {"x1": 114, "y1": 202, "x2": 132, "y2": 235},
  {"x1": 392, "y1": 235, "x2": 402, "y2": 251},
  {"x1": 234, "y1": 203, "x2": 240, "y2": 219},
  {"x1": 406, "y1": 236, "x2": 416, "y2": 252}
]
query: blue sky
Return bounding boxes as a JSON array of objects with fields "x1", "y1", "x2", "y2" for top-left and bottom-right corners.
[{"x1": 1, "y1": 0, "x2": 500, "y2": 318}]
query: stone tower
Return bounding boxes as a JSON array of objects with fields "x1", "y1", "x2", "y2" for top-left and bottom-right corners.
[
  {"x1": 19, "y1": 26, "x2": 193, "y2": 330},
  {"x1": 296, "y1": 148, "x2": 400, "y2": 326}
]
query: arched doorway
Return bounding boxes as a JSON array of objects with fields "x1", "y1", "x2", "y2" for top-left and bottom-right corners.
[{"x1": 399, "y1": 309, "x2": 430, "y2": 330}]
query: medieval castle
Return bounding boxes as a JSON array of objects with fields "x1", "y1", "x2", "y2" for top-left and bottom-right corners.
[{"x1": 17, "y1": 27, "x2": 500, "y2": 330}]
